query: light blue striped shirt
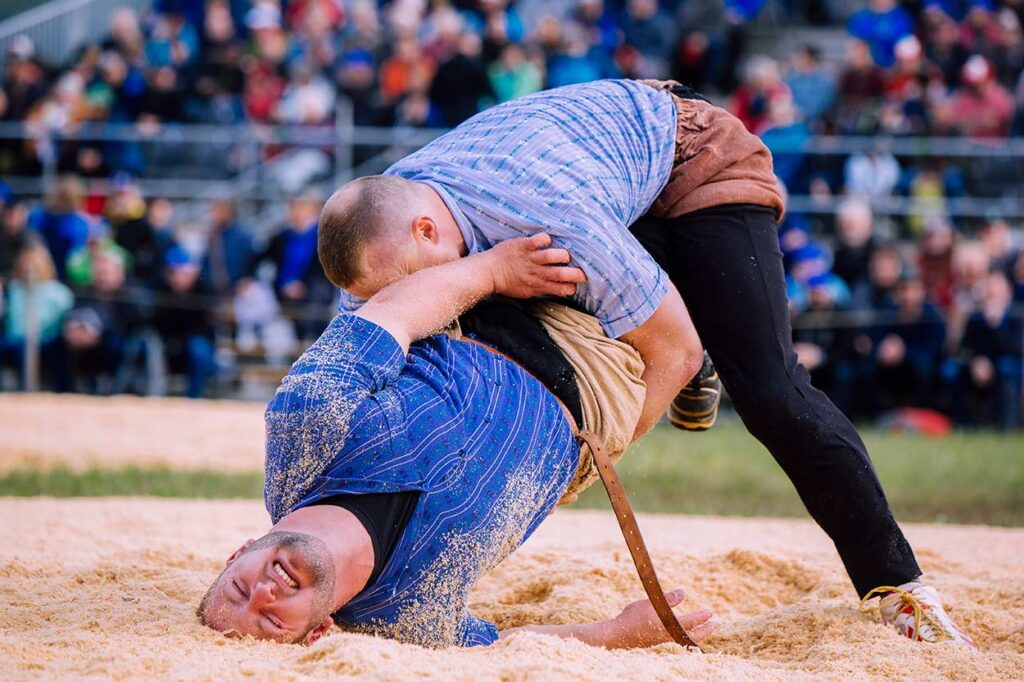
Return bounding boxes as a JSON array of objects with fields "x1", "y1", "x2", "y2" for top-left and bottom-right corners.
[{"x1": 342, "y1": 79, "x2": 678, "y2": 338}]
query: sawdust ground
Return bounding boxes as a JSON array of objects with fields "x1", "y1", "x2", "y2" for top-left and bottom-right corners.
[
  {"x1": 0, "y1": 394, "x2": 264, "y2": 473},
  {"x1": 2, "y1": 498, "x2": 1021, "y2": 681}
]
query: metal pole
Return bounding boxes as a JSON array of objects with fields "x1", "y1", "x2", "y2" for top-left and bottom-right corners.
[
  {"x1": 334, "y1": 96, "x2": 354, "y2": 187},
  {"x1": 22, "y1": 276, "x2": 39, "y2": 392}
]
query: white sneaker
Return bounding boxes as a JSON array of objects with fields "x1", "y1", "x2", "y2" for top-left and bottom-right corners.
[{"x1": 861, "y1": 582, "x2": 977, "y2": 650}]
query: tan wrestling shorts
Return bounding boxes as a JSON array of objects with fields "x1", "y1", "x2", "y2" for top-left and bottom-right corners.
[{"x1": 523, "y1": 302, "x2": 646, "y2": 505}]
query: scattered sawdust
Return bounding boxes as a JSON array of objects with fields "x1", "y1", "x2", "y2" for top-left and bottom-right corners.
[
  {"x1": 2, "y1": 498, "x2": 1021, "y2": 680},
  {"x1": 0, "y1": 394, "x2": 264, "y2": 473}
]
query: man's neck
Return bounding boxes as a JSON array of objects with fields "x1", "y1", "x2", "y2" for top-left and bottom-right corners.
[{"x1": 272, "y1": 505, "x2": 375, "y2": 611}]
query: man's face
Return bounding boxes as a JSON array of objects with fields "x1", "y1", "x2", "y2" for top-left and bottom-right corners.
[{"x1": 199, "y1": 532, "x2": 336, "y2": 644}]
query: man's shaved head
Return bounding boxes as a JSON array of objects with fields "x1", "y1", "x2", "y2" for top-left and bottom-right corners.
[{"x1": 318, "y1": 175, "x2": 422, "y2": 288}]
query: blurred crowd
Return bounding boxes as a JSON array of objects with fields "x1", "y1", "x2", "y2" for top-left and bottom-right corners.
[
  {"x1": 0, "y1": 175, "x2": 333, "y2": 397},
  {"x1": 0, "y1": 0, "x2": 1021, "y2": 171},
  {"x1": 783, "y1": 198, "x2": 1024, "y2": 430},
  {"x1": 0, "y1": 0, "x2": 1022, "y2": 426}
]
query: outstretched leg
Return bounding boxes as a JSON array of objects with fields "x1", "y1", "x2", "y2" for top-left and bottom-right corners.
[{"x1": 631, "y1": 205, "x2": 920, "y2": 596}]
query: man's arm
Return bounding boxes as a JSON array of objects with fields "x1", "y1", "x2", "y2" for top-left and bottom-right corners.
[
  {"x1": 499, "y1": 589, "x2": 714, "y2": 649},
  {"x1": 356, "y1": 234, "x2": 586, "y2": 352},
  {"x1": 618, "y1": 284, "x2": 704, "y2": 441}
]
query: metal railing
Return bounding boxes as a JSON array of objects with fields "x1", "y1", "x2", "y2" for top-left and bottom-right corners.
[
  {"x1": 2, "y1": 116, "x2": 1024, "y2": 220},
  {"x1": 0, "y1": 0, "x2": 149, "y2": 69}
]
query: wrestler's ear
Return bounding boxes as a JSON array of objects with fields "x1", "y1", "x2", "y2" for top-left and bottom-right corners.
[
  {"x1": 302, "y1": 617, "x2": 334, "y2": 645},
  {"x1": 411, "y1": 214, "x2": 438, "y2": 244},
  {"x1": 226, "y1": 538, "x2": 255, "y2": 565}
]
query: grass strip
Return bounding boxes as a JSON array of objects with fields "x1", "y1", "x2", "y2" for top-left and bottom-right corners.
[{"x1": 2, "y1": 423, "x2": 1021, "y2": 526}]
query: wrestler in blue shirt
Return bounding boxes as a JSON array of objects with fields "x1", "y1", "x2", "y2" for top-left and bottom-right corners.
[{"x1": 197, "y1": 236, "x2": 715, "y2": 649}]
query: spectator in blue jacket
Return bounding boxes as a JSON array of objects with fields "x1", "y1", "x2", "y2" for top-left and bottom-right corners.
[
  {"x1": 847, "y1": 0, "x2": 915, "y2": 67},
  {"x1": 200, "y1": 199, "x2": 253, "y2": 296},
  {"x1": 27, "y1": 176, "x2": 93, "y2": 281}
]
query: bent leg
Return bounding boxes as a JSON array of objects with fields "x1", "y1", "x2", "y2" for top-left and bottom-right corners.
[{"x1": 631, "y1": 205, "x2": 920, "y2": 596}]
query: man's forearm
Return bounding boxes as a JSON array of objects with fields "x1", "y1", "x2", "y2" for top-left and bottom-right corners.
[
  {"x1": 499, "y1": 621, "x2": 622, "y2": 648},
  {"x1": 619, "y1": 285, "x2": 703, "y2": 441},
  {"x1": 356, "y1": 254, "x2": 495, "y2": 352},
  {"x1": 354, "y1": 235, "x2": 585, "y2": 353}
]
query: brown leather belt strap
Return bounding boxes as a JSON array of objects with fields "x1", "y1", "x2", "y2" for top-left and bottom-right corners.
[{"x1": 576, "y1": 429, "x2": 702, "y2": 651}]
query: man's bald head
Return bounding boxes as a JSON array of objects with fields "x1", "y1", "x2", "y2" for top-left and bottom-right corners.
[{"x1": 318, "y1": 175, "x2": 423, "y2": 288}]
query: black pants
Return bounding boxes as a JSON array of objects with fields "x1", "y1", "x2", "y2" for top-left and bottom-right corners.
[{"x1": 631, "y1": 204, "x2": 920, "y2": 596}]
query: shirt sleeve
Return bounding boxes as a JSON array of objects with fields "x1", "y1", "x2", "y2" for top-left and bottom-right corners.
[
  {"x1": 263, "y1": 314, "x2": 407, "y2": 522},
  {"x1": 457, "y1": 613, "x2": 500, "y2": 647},
  {"x1": 556, "y1": 221, "x2": 670, "y2": 339}
]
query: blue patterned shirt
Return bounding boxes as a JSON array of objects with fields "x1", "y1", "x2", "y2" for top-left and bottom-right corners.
[
  {"x1": 264, "y1": 314, "x2": 578, "y2": 647},
  {"x1": 341, "y1": 79, "x2": 678, "y2": 339}
]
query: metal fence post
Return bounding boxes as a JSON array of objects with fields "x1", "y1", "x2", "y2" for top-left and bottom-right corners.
[
  {"x1": 334, "y1": 96, "x2": 354, "y2": 186},
  {"x1": 22, "y1": 277, "x2": 39, "y2": 392}
]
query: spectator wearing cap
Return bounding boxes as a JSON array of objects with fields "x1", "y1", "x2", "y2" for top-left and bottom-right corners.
[
  {"x1": 336, "y1": 47, "x2": 379, "y2": 125},
  {"x1": 784, "y1": 45, "x2": 837, "y2": 130},
  {"x1": 103, "y1": 175, "x2": 165, "y2": 284},
  {"x1": 154, "y1": 246, "x2": 217, "y2": 398},
  {"x1": 1, "y1": 242, "x2": 73, "y2": 390},
  {"x1": 2, "y1": 36, "x2": 46, "y2": 124},
  {"x1": 65, "y1": 221, "x2": 131, "y2": 289},
  {"x1": 62, "y1": 247, "x2": 147, "y2": 394},
  {"x1": 846, "y1": 0, "x2": 915, "y2": 68},
  {"x1": 200, "y1": 199, "x2": 253, "y2": 297},
  {"x1": 884, "y1": 35, "x2": 945, "y2": 134},
  {"x1": 944, "y1": 55, "x2": 1015, "y2": 138},
  {"x1": 946, "y1": 272, "x2": 1024, "y2": 429},
  {"x1": 872, "y1": 274, "x2": 947, "y2": 411},
  {"x1": 27, "y1": 176, "x2": 93, "y2": 281},
  {"x1": 242, "y1": 2, "x2": 288, "y2": 123},
  {"x1": 791, "y1": 269, "x2": 856, "y2": 414}
]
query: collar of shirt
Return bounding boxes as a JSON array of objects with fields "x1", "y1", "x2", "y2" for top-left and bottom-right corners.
[{"x1": 419, "y1": 179, "x2": 481, "y2": 255}]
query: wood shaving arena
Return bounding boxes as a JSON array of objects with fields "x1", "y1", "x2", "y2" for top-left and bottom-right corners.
[{"x1": 2, "y1": 498, "x2": 1022, "y2": 680}]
